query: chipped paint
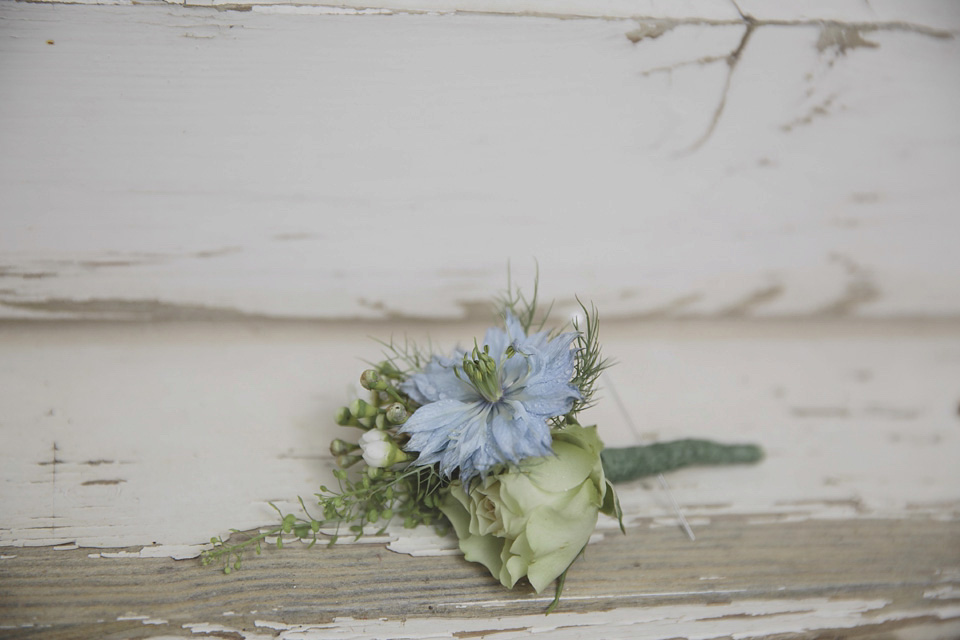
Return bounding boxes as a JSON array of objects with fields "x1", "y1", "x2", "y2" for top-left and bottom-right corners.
[
  {"x1": 2, "y1": 320, "x2": 959, "y2": 553},
  {"x1": 116, "y1": 614, "x2": 170, "y2": 626},
  {"x1": 625, "y1": 21, "x2": 674, "y2": 43},
  {"x1": 2, "y1": 3, "x2": 960, "y2": 635},
  {"x1": 816, "y1": 24, "x2": 879, "y2": 55},
  {"x1": 925, "y1": 586, "x2": 960, "y2": 600},
  {"x1": 1, "y1": 5, "x2": 959, "y2": 321},
  {"x1": 98, "y1": 545, "x2": 211, "y2": 560},
  {"x1": 155, "y1": 599, "x2": 960, "y2": 640}
]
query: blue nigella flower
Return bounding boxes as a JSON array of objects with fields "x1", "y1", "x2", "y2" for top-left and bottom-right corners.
[{"x1": 399, "y1": 313, "x2": 581, "y2": 482}]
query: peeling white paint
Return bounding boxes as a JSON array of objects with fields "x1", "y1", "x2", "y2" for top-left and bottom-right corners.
[
  {"x1": 1, "y1": 4, "x2": 959, "y2": 321},
  {"x1": 143, "y1": 618, "x2": 169, "y2": 625},
  {"x1": 95, "y1": 545, "x2": 211, "y2": 560},
  {"x1": 184, "y1": 622, "x2": 274, "y2": 640},
  {"x1": 925, "y1": 585, "x2": 960, "y2": 600},
  {"x1": 2, "y1": 322, "x2": 958, "y2": 555},
  {"x1": 386, "y1": 527, "x2": 461, "y2": 557},
  {"x1": 167, "y1": 599, "x2": 960, "y2": 640},
  {"x1": 2, "y1": 4, "x2": 959, "y2": 636},
  {"x1": 250, "y1": 5, "x2": 396, "y2": 15},
  {"x1": 167, "y1": 0, "x2": 744, "y2": 21}
]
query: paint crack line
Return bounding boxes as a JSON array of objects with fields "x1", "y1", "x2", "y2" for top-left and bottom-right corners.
[{"x1": 682, "y1": 21, "x2": 755, "y2": 154}]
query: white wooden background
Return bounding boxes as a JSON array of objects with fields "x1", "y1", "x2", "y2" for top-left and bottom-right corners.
[
  {"x1": 2, "y1": 0, "x2": 960, "y2": 321},
  {"x1": 1, "y1": 1, "x2": 959, "y2": 638}
]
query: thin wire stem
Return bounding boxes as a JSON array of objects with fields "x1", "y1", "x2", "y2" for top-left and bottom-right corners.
[{"x1": 604, "y1": 374, "x2": 696, "y2": 542}]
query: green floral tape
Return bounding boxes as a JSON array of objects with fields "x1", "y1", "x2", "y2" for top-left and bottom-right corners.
[{"x1": 601, "y1": 439, "x2": 764, "y2": 484}]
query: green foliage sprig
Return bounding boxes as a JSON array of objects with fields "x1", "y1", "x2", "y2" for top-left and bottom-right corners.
[
  {"x1": 201, "y1": 357, "x2": 447, "y2": 573},
  {"x1": 568, "y1": 299, "x2": 612, "y2": 417},
  {"x1": 200, "y1": 459, "x2": 449, "y2": 574}
]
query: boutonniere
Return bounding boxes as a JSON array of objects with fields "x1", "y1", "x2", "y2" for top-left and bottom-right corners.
[{"x1": 203, "y1": 278, "x2": 762, "y2": 611}]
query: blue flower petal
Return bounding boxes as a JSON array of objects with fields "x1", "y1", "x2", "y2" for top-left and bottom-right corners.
[
  {"x1": 499, "y1": 351, "x2": 531, "y2": 390},
  {"x1": 399, "y1": 354, "x2": 475, "y2": 405},
  {"x1": 529, "y1": 331, "x2": 578, "y2": 387},
  {"x1": 510, "y1": 333, "x2": 580, "y2": 417},
  {"x1": 517, "y1": 328, "x2": 550, "y2": 353},
  {"x1": 504, "y1": 312, "x2": 527, "y2": 344},
  {"x1": 402, "y1": 400, "x2": 482, "y2": 457},
  {"x1": 399, "y1": 315, "x2": 582, "y2": 482},
  {"x1": 490, "y1": 402, "x2": 553, "y2": 464}
]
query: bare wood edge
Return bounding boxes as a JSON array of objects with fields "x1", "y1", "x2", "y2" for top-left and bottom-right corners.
[{"x1": 2, "y1": 515, "x2": 958, "y2": 638}]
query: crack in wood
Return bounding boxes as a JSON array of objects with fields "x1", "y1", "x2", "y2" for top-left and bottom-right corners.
[
  {"x1": 637, "y1": 52, "x2": 729, "y2": 78},
  {"x1": 717, "y1": 284, "x2": 785, "y2": 317},
  {"x1": 623, "y1": 14, "x2": 951, "y2": 156},
  {"x1": 454, "y1": 627, "x2": 530, "y2": 638},
  {"x1": 682, "y1": 22, "x2": 754, "y2": 154},
  {"x1": 781, "y1": 94, "x2": 839, "y2": 133}
]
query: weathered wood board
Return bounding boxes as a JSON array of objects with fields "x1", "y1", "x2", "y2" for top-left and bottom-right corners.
[
  {"x1": 1, "y1": 320, "x2": 959, "y2": 637},
  {"x1": 2, "y1": 0, "x2": 960, "y2": 637},
  {"x1": 1, "y1": 2, "x2": 959, "y2": 321},
  {"x1": 3, "y1": 518, "x2": 959, "y2": 639}
]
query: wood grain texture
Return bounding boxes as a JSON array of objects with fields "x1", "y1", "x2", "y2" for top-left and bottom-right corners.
[
  {"x1": 3, "y1": 319, "x2": 958, "y2": 550},
  {"x1": 3, "y1": 1, "x2": 960, "y2": 637},
  {"x1": 2, "y1": 517, "x2": 959, "y2": 639},
  {"x1": 1, "y1": 3, "x2": 959, "y2": 320},
  {"x1": 1, "y1": 319, "x2": 958, "y2": 637}
]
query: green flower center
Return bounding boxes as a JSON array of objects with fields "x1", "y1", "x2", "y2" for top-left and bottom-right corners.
[{"x1": 455, "y1": 342, "x2": 504, "y2": 404}]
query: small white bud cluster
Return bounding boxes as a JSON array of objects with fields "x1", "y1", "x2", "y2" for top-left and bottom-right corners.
[{"x1": 359, "y1": 429, "x2": 410, "y2": 468}]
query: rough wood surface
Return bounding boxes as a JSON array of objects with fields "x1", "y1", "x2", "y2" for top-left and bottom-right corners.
[
  {"x1": 3, "y1": 1, "x2": 960, "y2": 637},
  {"x1": 3, "y1": 518, "x2": 959, "y2": 639},
  {"x1": 1, "y1": 2, "x2": 959, "y2": 321},
  {"x1": 3, "y1": 320, "x2": 959, "y2": 550},
  {"x1": 2, "y1": 319, "x2": 959, "y2": 637}
]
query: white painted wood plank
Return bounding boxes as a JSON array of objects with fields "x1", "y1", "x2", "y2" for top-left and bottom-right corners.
[
  {"x1": 1, "y1": 4, "x2": 959, "y2": 321},
  {"x1": 2, "y1": 320, "x2": 957, "y2": 552},
  {"x1": 175, "y1": 0, "x2": 743, "y2": 21},
  {"x1": 737, "y1": 0, "x2": 960, "y2": 32},
  {"x1": 3, "y1": 319, "x2": 959, "y2": 637},
  {"x1": 142, "y1": 600, "x2": 960, "y2": 640}
]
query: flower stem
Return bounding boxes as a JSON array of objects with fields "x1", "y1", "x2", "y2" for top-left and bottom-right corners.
[{"x1": 601, "y1": 439, "x2": 763, "y2": 484}]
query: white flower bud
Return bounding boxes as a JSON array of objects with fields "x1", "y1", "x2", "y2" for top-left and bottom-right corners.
[{"x1": 359, "y1": 429, "x2": 409, "y2": 468}]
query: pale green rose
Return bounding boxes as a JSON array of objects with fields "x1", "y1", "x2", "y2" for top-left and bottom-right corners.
[{"x1": 439, "y1": 424, "x2": 619, "y2": 594}]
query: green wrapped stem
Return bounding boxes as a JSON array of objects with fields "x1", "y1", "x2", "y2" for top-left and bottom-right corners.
[{"x1": 601, "y1": 439, "x2": 763, "y2": 484}]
